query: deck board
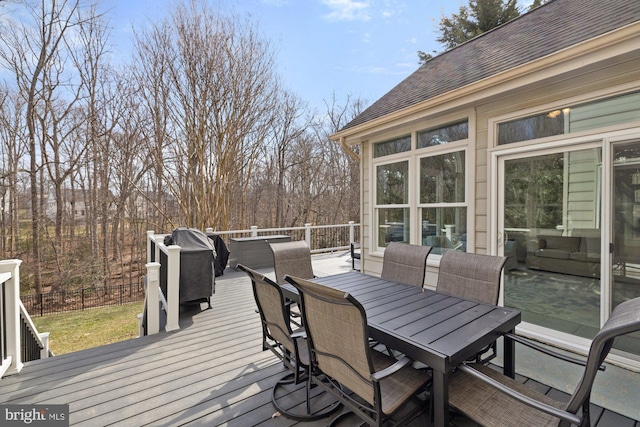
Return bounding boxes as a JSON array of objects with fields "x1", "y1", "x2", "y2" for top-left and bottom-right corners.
[{"x1": 1, "y1": 268, "x2": 637, "y2": 426}]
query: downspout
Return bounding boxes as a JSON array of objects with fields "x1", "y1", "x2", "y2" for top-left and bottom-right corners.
[{"x1": 338, "y1": 136, "x2": 360, "y2": 163}]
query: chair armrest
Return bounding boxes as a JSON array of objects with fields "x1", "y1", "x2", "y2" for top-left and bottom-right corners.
[
  {"x1": 458, "y1": 364, "x2": 581, "y2": 425},
  {"x1": 371, "y1": 356, "x2": 412, "y2": 381},
  {"x1": 505, "y1": 333, "x2": 605, "y2": 371},
  {"x1": 291, "y1": 330, "x2": 307, "y2": 339},
  {"x1": 350, "y1": 242, "x2": 361, "y2": 259}
]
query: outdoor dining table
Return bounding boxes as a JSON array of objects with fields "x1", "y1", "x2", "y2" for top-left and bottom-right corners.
[{"x1": 282, "y1": 270, "x2": 521, "y2": 427}]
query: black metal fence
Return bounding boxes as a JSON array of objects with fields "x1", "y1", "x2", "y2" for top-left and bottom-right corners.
[{"x1": 21, "y1": 283, "x2": 146, "y2": 317}]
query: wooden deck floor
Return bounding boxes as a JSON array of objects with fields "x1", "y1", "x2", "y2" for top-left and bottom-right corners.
[{"x1": 1, "y1": 266, "x2": 639, "y2": 426}]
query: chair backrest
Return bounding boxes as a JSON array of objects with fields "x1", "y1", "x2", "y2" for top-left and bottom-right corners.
[
  {"x1": 380, "y1": 242, "x2": 432, "y2": 288},
  {"x1": 565, "y1": 296, "x2": 640, "y2": 414},
  {"x1": 237, "y1": 263, "x2": 295, "y2": 355},
  {"x1": 436, "y1": 251, "x2": 507, "y2": 305},
  {"x1": 269, "y1": 240, "x2": 314, "y2": 285},
  {"x1": 286, "y1": 275, "x2": 376, "y2": 406}
]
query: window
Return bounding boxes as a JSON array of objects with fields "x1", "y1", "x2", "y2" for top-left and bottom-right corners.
[
  {"x1": 419, "y1": 151, "x2": 466, "y2": 254},
  {"x1": 420, "y1": 152, "x2": 465, "y2": 203},
  {"x1": 418, "y1": 121, "x2": 468, "y2": 148},
  {"x1": 373, "y1": 118, "x2": 469, "y2": 251},
  {"x1": 374, "y1": 135, "x2": 411, "y2": 158},
  {"x1": 498, "y1": 111, "x2": 565, "y2": 144},
  {"x1": 498, "y1": 91, "x2": 640, "y2": 145},
  {"x1": 375, "y1": 161, "x2": 409, "y2": 246}
]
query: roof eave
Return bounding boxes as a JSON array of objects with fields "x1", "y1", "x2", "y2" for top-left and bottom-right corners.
[{"x1": 331, "y1": 21, "x2": 640, "y2": 146}]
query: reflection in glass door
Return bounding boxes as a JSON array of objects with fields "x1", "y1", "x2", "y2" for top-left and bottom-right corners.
[
  {"x1": 611, "y1": 141, "x2": 640, "y2": 356},
  {"x1": 501, "y1": 147, "x2": 602, "y2": 340}
]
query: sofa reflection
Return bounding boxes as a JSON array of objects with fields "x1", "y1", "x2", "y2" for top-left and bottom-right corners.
[{"x1": 525, "y1": 228, "x2": 601, "y2": 278}]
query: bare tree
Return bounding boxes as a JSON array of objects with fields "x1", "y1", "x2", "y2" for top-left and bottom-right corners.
[
  {"x1": 0, "y1": 86, "x2": 27, "y2": 257},
  {"x1": 134, "y1": 0, "x2": 280, "y2": 231},
  {"x1": 267, "y1": 90, "x2": 310, "y2": 227},
  {"x1": 0, "y1": 0, "x2": 85, "y2": 293},
  {"x1": 131, "y1": 19, "x2": 174, "y2": 232}
]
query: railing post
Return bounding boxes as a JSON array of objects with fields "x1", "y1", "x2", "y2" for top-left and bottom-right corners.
[
  {"x1": 145, "y1": 262, "x2": 160, "y2": 335},
  {"x1": 137, "y1": 313, "x2": 144, "y2": 338},
  {"x1": 165, "y1": 245, "x2": 181, "y2": 332},
  {"x1": 0, "y1": 259, "x2": 24, "y2": 376},
  {"x1": 250, "y1": 226, "x2": 258, "y2": 237},
  {"x1": 305, "y1": 223, "x2": 312, "y2": 248},
  {"x1": 146, "y1": 230, "x2": 154, "y2": 264},
  {"x1": 39, "y1": 332, "x2": 50, "y2": 359},
  {"x1": 349, "y1": 221, "x2": 355, "y2": 244}
]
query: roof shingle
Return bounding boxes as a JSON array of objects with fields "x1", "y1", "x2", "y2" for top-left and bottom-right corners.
[{"x1": 342, "y1": 0, "x2": 640, "y2": 131}]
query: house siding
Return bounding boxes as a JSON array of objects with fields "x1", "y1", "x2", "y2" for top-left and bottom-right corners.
[{"x1": 356, "y1": 48, "x2": 640, "y2": 279}]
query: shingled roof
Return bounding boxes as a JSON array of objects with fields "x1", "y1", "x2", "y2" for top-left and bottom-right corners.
[{"x1": 341, "y1": 0, "x2": 640, "y2": 131}]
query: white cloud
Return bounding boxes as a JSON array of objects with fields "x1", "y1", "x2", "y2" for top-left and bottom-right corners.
[
  {"x1": 321, "y1": 0, "x2": 371, "y2": 22},
  {"x1": 396, "y1": 62, "x2": 416, "y2": 69}
]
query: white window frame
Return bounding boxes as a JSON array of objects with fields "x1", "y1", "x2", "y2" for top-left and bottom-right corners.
[{"x1": 370, "y1": 113, "x2": 473, "y2": 256}]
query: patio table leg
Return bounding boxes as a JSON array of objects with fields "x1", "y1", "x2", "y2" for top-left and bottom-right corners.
[
  {"x1": 504, "y1": 329, "x2": 516, "y2": 378},
  {"x1": 432, "y1": 370, "x2": 449, "y2": 427}
]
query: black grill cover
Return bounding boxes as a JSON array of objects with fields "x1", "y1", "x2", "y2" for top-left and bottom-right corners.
[
  {"x1": 170, "y1": 228, "x2": 215, "y2": 303},
  {"x1": 207, "y1": 233, "x2": 230, "y2": 277}
]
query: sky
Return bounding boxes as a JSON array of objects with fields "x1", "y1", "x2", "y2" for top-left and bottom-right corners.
[{"x1": 100, "y1": 0, "x2": 468, "y2": 114}]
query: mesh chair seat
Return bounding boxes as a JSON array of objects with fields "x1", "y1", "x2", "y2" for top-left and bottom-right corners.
[
  {"x1": 370, "y1": 351, "x2": 431, "y2": 415},
  {"x1": 449, "y1": 364, "x2": 563, "y2": 427},
  {"x1": 448, "y1": 296, "x2": 640, "y2": 427},
  {"x1": 286, "y1": 275, "x2": 431, "y2": 426}
]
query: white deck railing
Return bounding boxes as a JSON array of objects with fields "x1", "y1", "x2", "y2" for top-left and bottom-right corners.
[
  {"x1": 142, "y1": 222, "x2": 360, "y2": 336},
  {"x1": 0, "y1": 259, "x2": 50, "y2": 378}
]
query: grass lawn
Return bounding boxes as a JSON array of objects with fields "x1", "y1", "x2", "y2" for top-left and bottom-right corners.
[{"x1": 31, "y1": 302, "x2": 144, "y2": 355}]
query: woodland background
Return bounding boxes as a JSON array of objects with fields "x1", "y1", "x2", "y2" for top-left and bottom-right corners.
[{"x1": 0, "y1": 0, "x2": 362, "y2": 295}]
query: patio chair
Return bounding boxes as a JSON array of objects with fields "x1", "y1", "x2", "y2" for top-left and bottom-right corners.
[
  {"x1": 350, "y1": 242, "x2": 361, "y2": 271},
  {"x1": 285, "y1": 275, "x2": 431, "y2": 427},
  {"x1": 448, "y1": 295, "x2": 640, "y2": 427},
  {"x1": 269, "y1": 240, "x2": 315, "y2": 284},
  {"x1": 436, "y1": 250, "x2": 507, "y2": 305},
  {"x1": 436, "y1": 250, "x2": 507, "y2": 363},
  {"x1": 237, "y1": 264, "x2": 339, "y2": 421},
  {"x1": 269, "y1": 240, "x2": 315, "y2": 325},
  {"x1": 381, "y1": 242, "x2": 432, "y2": 288}
]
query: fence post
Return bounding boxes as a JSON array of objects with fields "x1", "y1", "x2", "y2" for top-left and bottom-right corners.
[
  {"x1": 250, "y1": 226, "x2": 258, "y2": 237},
  {"x1": 305, "y1": 223, "x2": 312, "y2": 248},
  {"x1": 145, "y1": 262, "x2": 160, "y2": 335},
  {"x1": 165, "y1": 245, "x2": 181, "y2": 332},
  {"x1": 349, "y1": 221, "x2": 355, "y2": 244},
  {"x1": 0, "y1": 259, "x2": 24, "y2": 376}
]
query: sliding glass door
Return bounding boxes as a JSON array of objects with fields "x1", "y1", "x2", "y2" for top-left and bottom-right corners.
[
  {"x1": 497, "y1": 138, "x2": 640, "y2": 363},
  {"x1": 499, "y1": 146, "x2": 603, "y2": 340},
  {"x1": 611, "y1": 140, "x2": 640, "y2": 356}
]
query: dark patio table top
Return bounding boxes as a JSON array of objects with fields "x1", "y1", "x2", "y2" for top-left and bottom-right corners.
[{"x1": 282, "y1": 270, "x2": 521, "y2": 427}]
